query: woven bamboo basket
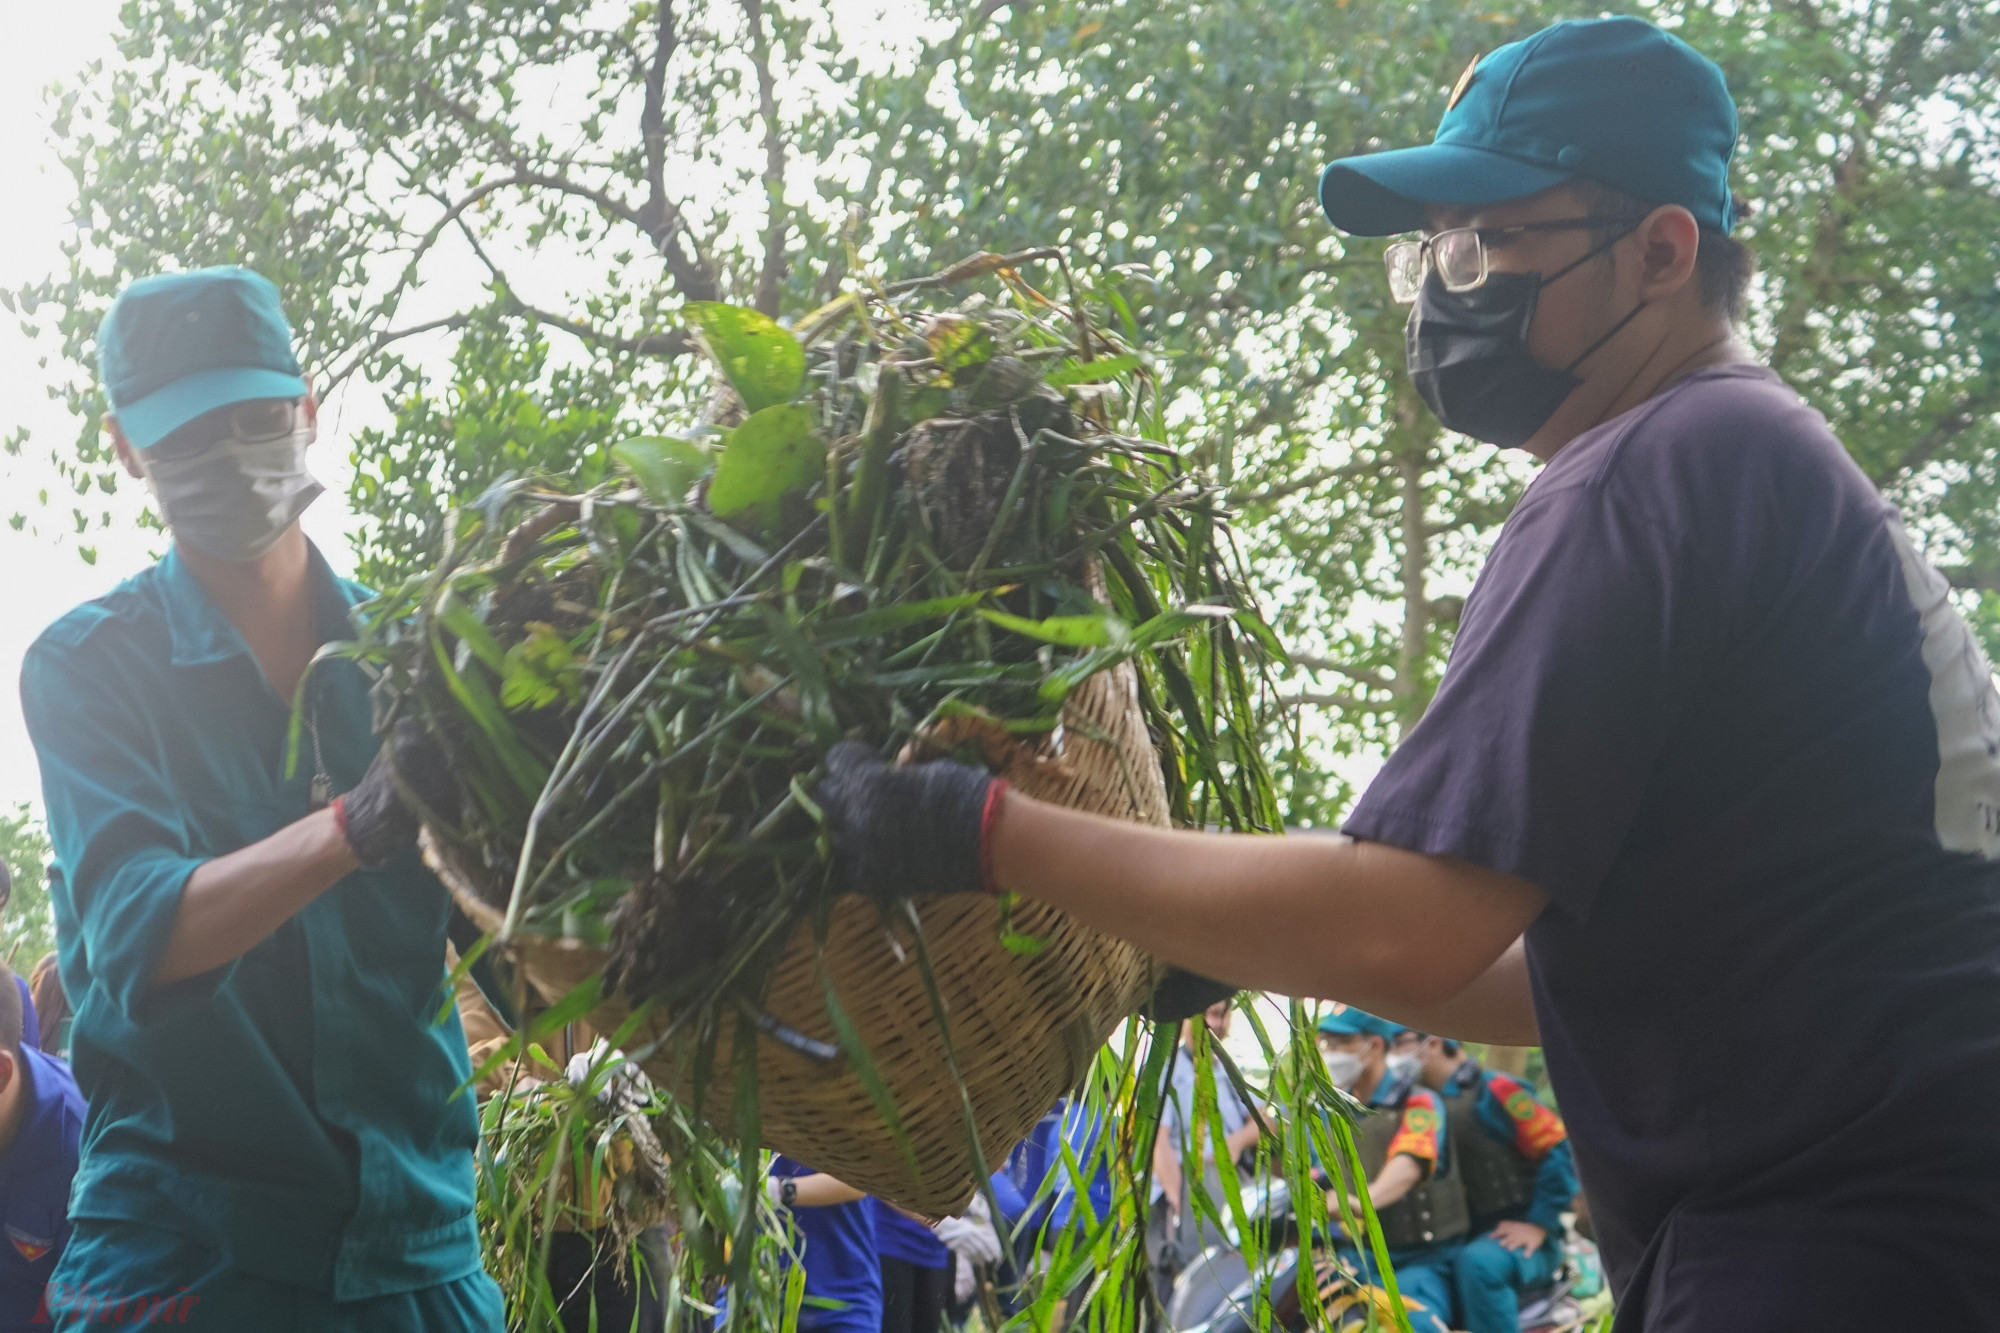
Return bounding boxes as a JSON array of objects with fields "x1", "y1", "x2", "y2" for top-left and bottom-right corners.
[{"x1": 425, "y1": 654, "x2": 1168, "y2": 1216}]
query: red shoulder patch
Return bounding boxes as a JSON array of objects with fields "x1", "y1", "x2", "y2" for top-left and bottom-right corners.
[
  {"x1": 1484, "y1": 1073, "x2": 1565, "y2": 1157},
  {"x1": 1387, "y1": 1089, "x2": 1443, "y2": 1167}
]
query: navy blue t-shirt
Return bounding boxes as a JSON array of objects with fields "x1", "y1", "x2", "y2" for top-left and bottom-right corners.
[
  {"x1": 770, "y1": 1157, "x2": 880, "y2": 1333},
  {"x1": 1347, "y1": 366, "x2": 2000, "y2": 1327},
  {"x1": 0, "y1": 1045, "x2": 85, "y2": 1330}
]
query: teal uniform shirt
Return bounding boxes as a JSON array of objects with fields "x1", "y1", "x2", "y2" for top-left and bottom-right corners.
[{"x1": 21, "y1": 546, "x2": 483, "y2": 1300}]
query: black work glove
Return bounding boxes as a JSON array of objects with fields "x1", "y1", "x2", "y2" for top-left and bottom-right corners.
[
  {"x1": 336, "y1": 718, "x2": 460, "y2": 865},
  {"x1": 814, "y1": 741, "x2": 1003, "y2": 897},
  {"x1": 1141, "y1": 968, "x2": 1241, "y2": 1023}
]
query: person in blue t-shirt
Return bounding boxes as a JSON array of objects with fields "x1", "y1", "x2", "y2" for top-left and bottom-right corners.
[
  {"x1": 0, "y1": 869, "x2": 35, "y2": 1056},
  {"x1": 1415, "y1": 1036, "x2": 1578, "y2": 1333},
  {"x1": 0, "y1": 962, "x2": 85, "y2": 1331},
  {"x1": 1316, "y1": 1008, "x2": 1461, "y2": 1333},
  {"x1": 870, "y1": 1196, "x2": 949, "y2": 1333},
  {"x1": 766, "y1": 1159, "x2": 880, "y2": 1333}
]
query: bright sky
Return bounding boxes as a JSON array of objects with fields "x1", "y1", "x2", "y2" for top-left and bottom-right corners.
[{"x1": 0, "y1": 8, "x2": 374, "y2": 812}]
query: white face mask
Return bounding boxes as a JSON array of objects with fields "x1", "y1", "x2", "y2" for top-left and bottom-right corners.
[
  {"x1": 1322, "y1": 1049, "x2": 1365, "y2": 1091},
  {"x1": 1385, "y1": 1051, "x2": 1422, "y2": 1085},
  {"x1": 142, "y1": 420, "x2": 323, "y2": 562}
]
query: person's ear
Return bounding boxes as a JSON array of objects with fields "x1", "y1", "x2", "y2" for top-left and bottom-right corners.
[
  {"x1": 1633, "y1": 205, "x2": 1701, "y2": 304},
  {"x1": 0, "y1": 1049, "x2": 15, "y2": 1100},
  {"x1": 300, "y1": 377, "x2": 319, "y2": 437},
  {"x1": 106, "y1": 415, "x2": 147, "y2": 481}
]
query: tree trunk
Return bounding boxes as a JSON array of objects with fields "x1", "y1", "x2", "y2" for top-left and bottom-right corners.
[{"x1": 1392, "y1": 397, "x2": 1435, "y2": 740}]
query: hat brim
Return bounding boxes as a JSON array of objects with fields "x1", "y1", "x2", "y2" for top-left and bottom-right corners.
[
  {"x1": 1318, "y1": 141, "x2": 1573, "y2": 237},
  {"x1": 116, "y1": 366, "x2": 308, "y2": 451}
]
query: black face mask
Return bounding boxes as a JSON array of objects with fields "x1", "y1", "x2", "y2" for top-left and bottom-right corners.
[{"x1": 1404, "y1": 232, "x2": 1646, "y2": 449}]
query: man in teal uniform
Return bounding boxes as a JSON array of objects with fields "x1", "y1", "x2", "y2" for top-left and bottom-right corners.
[
  {"x1": 22, "y1": 267, "x2": 502, "y2": 1330},
  {"x1": 1415, "y1": 1036, "x2": 1577, "y2": 1333},
  {"x1": 1315, "y1": 1008, "x2": 1463, "y2": 1333}
]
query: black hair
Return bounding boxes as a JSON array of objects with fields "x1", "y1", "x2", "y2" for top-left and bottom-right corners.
[
  {"x1": 0, "y1": 961, "x2": 20, "y2": 1055},
  {"x1": 1567, "y1": 177, "x2": 1756, "y2": 324}
]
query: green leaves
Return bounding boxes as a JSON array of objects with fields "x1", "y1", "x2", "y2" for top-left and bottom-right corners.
[
  {"x1": 923, "y1": 314, "x2": 996, "y2": 384},
  {"x1": 979, "y1": 607, "x2": 1127, "y2": 648},
  {"x1": 613, "y1": 436, "x2": 710, "y2": 507},
  {"x1": 685, "y1": 302, "x2": 805, "y2": 413},
  {"x1": 707, "y1": 405, "x2": 823, "y2": 533}
]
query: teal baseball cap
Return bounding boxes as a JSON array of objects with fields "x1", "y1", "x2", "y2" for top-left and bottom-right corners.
[
  {"x1": 1318, "y1": 16, "x2": 1738, "y2": 237},
  {"x1": 97, "y1": 267, "x2": 308, "y2": 450},
  {"x1": 1316, "y1": 1006, "x2": 1405, "y2": 1042}
]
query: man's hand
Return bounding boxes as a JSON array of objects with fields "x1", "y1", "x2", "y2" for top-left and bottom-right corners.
[
  {"x1": 1489, "y1": 1218, "x2": 1548, "y2": 1254},
  {"x1": 934, "y1": 1194, "x2": 1004, "y2": 1267},
  {"x1": 335, "y1": 718, "x2": 458, "y2": 865},
  {"x1": 814, "y1": 741, "x2": 1002, "y2": 897}
]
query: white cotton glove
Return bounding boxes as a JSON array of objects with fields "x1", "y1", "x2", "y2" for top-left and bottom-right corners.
[
  {"x1": 953, "y1": 1254, "x2": 977, "y2": 1306},
  {"x1": 934, "y1": 1193, "x2": 1004, "y2": 1268},
  {"x1": 564, "y1": 1040, "x2": 649, "y2": 1112}
]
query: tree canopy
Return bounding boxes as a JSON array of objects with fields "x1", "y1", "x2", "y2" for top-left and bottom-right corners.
[{"x1": 14, "y1": 0, "x2": 2000, "y2": 822}]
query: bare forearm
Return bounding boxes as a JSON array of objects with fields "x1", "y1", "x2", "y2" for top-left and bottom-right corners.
[
  {"x1": 1223, "y1": 1117, "x2": 1262, "y2": 1164},
  {"x1": 152, "y1": 807, "x2": 359, "y2": 988},
  {"x1": 789, "y1": 1173, "x2": 866, "y2": 1207},
  {"x1": 988, "y1": 793, "x2": 1545, "y2": 1010},
  {"x1": 1368, "y1": 1155, "x2": 1423, "y2": 1209},
  {"x1": 1370, "y1": 939, "x2": 1541, "y2": 1046}
]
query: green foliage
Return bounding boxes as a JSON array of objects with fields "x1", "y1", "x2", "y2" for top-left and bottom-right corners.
[
  {"x1": 349, "y1": 308, "x2": 639, "y2": 589},
  {"x1": 685, "y1": 303, "x2": 807, "y2": 413},
  {"x1": 842, "y1": 0, "x2": 2000, "y2": 815},
  {"x1": 30, "y1": 0, "x2": 2000, "y2": 827},
  {"x1": 706, "y1": 404, "x2": 822, "y2": 533},
  {"x1": 0, "y1": 804, "x2": 55, "y2": 974}
]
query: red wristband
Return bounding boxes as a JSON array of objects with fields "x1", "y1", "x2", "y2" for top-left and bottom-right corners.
[{"x1": 978, "y1": 779, "x2": 1010, "y2": 895}]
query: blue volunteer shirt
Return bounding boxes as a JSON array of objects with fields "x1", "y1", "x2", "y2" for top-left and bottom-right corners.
[
  {"x1": 0, "y1": 1045, "x2": 84, "y2": 1330},
  {"x1": 21, "y1": 546, "x2": 482, "y2": 1299},
  {"x1": 770, "y1": 1158, "x2": 880, "y2": 1333},
  {"x1": 11, "y1": 980, "x2": 35, "y2": 1054},
  {"x1": 1347, "y1": 366, "x2": 2000, "y2": 1320},
  {"x1": 868, "y1": 1197, "x2": 948, "y2": 1269},
  {"x1": 994, "y1": 1098, "x2": 1111, "y2": 1242}
]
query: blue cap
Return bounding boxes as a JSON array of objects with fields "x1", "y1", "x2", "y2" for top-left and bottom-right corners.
[
  {"x1": 1318, "y1": 17, "x2": 1738, "y2": 237},
  {"x1": 97, "y1": 267, "x2": 308, "y2": 450},
  {"x1": 1315, "y1": 1006, "x2": 1405, "y2": 1042}
]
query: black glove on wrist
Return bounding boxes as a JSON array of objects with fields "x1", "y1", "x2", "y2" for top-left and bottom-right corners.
[
  {"x1": 1140, "y1": 967, "x2": 1241, "y2": 1023},
  {"x1": 336, "y1": 718, "x2": 459, "y2": 865},
  {"x1": 814, "y1": 741, "x2": 1001, "y2": 897}
]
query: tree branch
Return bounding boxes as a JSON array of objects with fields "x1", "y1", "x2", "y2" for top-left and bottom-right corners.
[
  {"x1": 1940, "y1": 565, "x2": 2000, "y2": 595},
  {"x1": 1870, "y1": 383, "x2": 2000, "y2": 487},
  {"x1": 451, "y1": 214, "x2": 691, "y2": 359},
  {"x1": 1279, "y1": 692, "x2": 1385, "y2": 713},
  {"x1": 1289, "y1": 655, "x2": 1394, "y2": 693},
  {"x1": 740, "y1": 0, "x2": 790, "y2": 316},
  {"x1": 1228, "y1": 459, "x2": 1370, "y2": 507},
  {"x1": 629, "y1": 0, "x2": 719, "y2": 303},
  {"x1": 322, "y1": 313, "x2": 476, "y2": 393}
]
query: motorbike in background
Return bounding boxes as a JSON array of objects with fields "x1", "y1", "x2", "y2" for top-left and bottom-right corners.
[{"x1": 1166, "y1": 1174, "x2": 1603, "y2": 1333}]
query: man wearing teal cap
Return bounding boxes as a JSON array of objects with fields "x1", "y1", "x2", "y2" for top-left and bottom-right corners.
[
  {"x1": 22, "y1": 267, "x2": 502, "y2": 1329},
  {"x1": 818, "y1": 15, "x2": 2000, "y2": 1329},
  {"x1": 1312, "y1": 1007, "x2": 1460, "y2": 1333}
]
